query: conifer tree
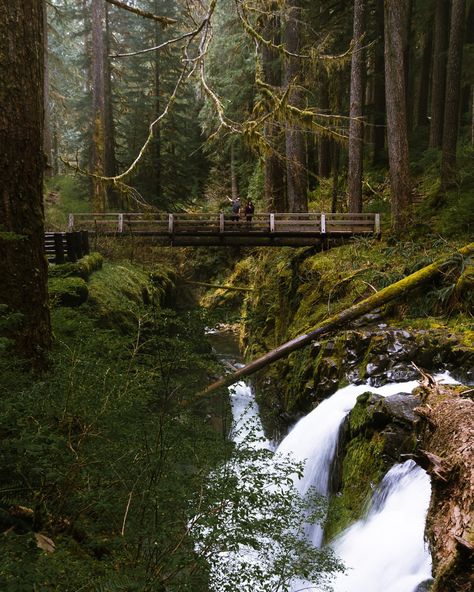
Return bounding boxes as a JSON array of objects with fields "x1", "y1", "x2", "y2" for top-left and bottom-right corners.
[{"x1": 0, "y1": 0, "x2": 52, "y2": 365}]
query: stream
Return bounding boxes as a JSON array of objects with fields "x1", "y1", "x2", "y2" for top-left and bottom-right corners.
[{"x1": 205, "y1": 330, "x2": 454, "y2": 592}]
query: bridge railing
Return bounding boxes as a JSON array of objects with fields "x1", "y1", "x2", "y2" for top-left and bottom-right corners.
[{"x1": 68, "y1": 212, "x2": 380, "y2": 235}]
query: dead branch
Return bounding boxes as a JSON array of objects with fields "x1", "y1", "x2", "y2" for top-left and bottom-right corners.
[{"x1": 105, "y1": 0, "x2": 177, "y2": 26}]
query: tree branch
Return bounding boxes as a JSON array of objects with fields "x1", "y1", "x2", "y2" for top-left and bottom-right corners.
[{"x1": 105, "y1": 0, "x2": 177, "y2": 27}]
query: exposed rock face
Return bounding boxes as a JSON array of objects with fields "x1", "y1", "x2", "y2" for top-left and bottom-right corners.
[
  {"x1": 416, "y1": 386, "x2": 474, "y2": 592},
  {"x1": 254, "y1": 327, "x2": 474, "y2": 435},
  {"x1": 324, "y1": 390, "x2": 422, "y2": 541}
]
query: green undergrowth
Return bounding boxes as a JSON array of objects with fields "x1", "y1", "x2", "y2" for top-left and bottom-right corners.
[
  {"x1": 0, "y1": 260, "x2": 230, "y2": 591},
  {"x1": 44, "y1": 175, "x2": 91, "y2": 231}
]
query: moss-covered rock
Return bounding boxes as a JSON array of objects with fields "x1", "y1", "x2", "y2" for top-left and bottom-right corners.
[
  {"x1": 48, "y1": 277, "x2": 89, "y2": 307},
  {"x1": 48, "y1": 253, "x2": 104, "y2": 280},
  {"x1": 86, "y1": 262, "x2": 175, "y2": 333},
  {"x1": 324, "y1": 389, "x2": 422, "y2": 542}
]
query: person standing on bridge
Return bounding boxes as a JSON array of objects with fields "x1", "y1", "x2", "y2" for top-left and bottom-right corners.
[
  {"x1": 245, "y1": 200, "x2": 255, "y2": 223},
  {"x1": 227, "y1": 196, "x2": 241, "y2": 222}
]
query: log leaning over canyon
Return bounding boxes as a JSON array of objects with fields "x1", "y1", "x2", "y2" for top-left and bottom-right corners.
[{"x1": 200, "y1": 242, "x2": 474, "y2": 397}]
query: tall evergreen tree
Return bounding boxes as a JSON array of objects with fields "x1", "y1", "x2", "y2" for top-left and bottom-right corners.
[
  {"x1": 347, "y1": 0, "x2": 367, "y2": 213},
  {"x1": 0, "y1": 0, "x2": 51, "y2": 365},
  {"x1": 384, "y1": 0, "x2": 411, "y2": 232},
  {"x1": 284, "y1": 0, "x2": 308, "y2": 212},
  {"x1": 429, "y1": 0, "x2": 450, "y2": 149},
  {"x1": 261, "y1": 3, "x2": 286, "y2": 212},
  {"x1": 440, "y1": 0, "x2": 467, "y2": 192}
]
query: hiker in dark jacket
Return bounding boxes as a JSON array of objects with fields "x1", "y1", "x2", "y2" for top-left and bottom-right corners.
[
  {"x1": 227, "y1": 196, "x2": 241, "y2": 221},
  {"x1": 245, "y1": 200, "x2": 255, "y2": 222}
]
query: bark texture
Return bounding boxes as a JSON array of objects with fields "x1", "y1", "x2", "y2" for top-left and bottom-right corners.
[
  {"x1": 262, "y1": 6, "x2": 286, "y2": 212},
  {"x1": 372, "y1": 0, "x2": 386, "y2": 165},
  {"x1": 429, "y1": 0, "x2": 450, "y2": 149},
  {"x1": 384, "y1": 0, "x2": 411, "y2": 232},
  {"x1": 440, "y1": 0, "x2": 466, "y2": 191},
  {"x1": 0, "y1": 0, "x2": 52, "y2": 364},
  {"x1": 347, "y1": 0, "x2": 367, "y2": 213},
  {"x1": 91, "y1": 0, "x2": 116, "y2": 209},
  {"x1": 416, "y1": 383, "x2": 474, "y2": 592},
  {"x1": 284, "y1": 0, "x2": 307, "y2": 213}
]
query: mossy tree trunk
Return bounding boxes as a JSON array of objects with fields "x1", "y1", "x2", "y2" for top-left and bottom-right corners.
[
  {"x1": 262, "y1": 4, "x2": 286, "y2": 212},
  {"x1": 284, "y1": 0, "x2": 308, "y2": 213},
  {"x1": 201, "y1": 242, "x2": 474, "y2": 396},
  {"x1": 0, "y1": 0, "x2": 52, "y2": 366},
  {"x1": 91, "y1": 0, "x2": 117, "y2": 210},
  {"x1": 416, "y1": 384, "x2": 474, "y2": 592}
]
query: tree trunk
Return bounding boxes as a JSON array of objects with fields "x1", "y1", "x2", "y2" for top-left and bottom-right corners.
[
  {"x1": 384, "y1": 0, "x2": 411, "y2": 233},
  {"x1": 230, "y1": 143, "x2": 239, "y2": 201},
  {"x1": 440, "y1": 0, "x2": 466, "y2": 192},
  {"x1": 284, "y1": 0, "x2": 308, "y2": 213},
  {"x1": 104, "y1": 5, "x2": 118, "y2": 206},
  {"x1": 416, "y1": 28, "x2": 433, "y2": 128},
  {"x1": 152, "y1": 0, "x2": 162, "y2": 203},
  {"x1": 43, "y1": 0, "x2": 52, "y2": 179},
  {"x1": 262, "y1": 6, "x2": 286, "y2": 212},
  {"x1": 0, "y1": 0, "x2": 52, "y2": 366},
  {"x1": 404, "y1": 0, "x2": 415, "y2": 131},
  {"x1": 317, "y1": 68, "x2": 331, "y2": 178},
  {"x1": 416, "y1": 384, "x2": 474, "y2": 592},
  {"x1": 372, "y1": 0, "x2": 386, "y2": 165},
  {"x1": 91, "y1": 0, "x2": 117, "y2": 210},
  {"x1": 429, "y1": 0, "x2": 450, "y2": 149},
  {"x1": 472, "y1": 86, "x2": 474, "y2": 147},
  {"x1": 348, "y1": 0, "x2": 367, "y2": 213},
  {"x1": 200, "y1": 242, "x2": 474, "y2": 395},
  {"x1": 331, "y1": 143, "x2": 341, "y2": 212}
]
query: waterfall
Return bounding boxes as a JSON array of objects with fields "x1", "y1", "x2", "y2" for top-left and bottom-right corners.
[
  {"x1": 276, "y1": 380, "x2": 420, "y2": 547},
  {"x1": 206, "y1": 327, "x2": 456, "y2": 592},
  {"x1": 328, "y1": 460, "x2": 432, "y2": 592}
]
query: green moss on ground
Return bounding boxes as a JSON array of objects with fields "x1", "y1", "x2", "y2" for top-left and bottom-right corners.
[
  {"x1": 48, "y1": 276, "x2": 89, "y2": 307},
  {"x1": 48, "y1": 252, "x2": 104, "y2": 280},
  {"x1": 86, "y1": 262, "x2": 174, "y2": 333}
]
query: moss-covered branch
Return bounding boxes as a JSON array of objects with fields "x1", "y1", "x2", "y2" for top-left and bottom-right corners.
[{"x1": 199, "y1": 242, "x2": 474, "y2": 397}]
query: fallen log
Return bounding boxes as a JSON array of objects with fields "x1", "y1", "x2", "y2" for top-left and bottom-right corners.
[
  {"x1": 199, "y1": 242, "x2": 474, "y2": 396},
  {"x1": 184, "y1": 280, "x2": 254, "y2": 292}
]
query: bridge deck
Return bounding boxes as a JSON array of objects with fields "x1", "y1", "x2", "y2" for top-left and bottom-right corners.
[{"x1": 68, "y1": 212, "x2": 381, "y2": 247}]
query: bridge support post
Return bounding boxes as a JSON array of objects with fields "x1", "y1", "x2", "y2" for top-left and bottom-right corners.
[
  {"x1": 118, "y1": 213, "x2": 124, "y2": 233},
  {"x1": 270, "y1": 213, "x2": 275, "y2": 233},
  {"x1": 53, "y1": 233, "x2": 65, "y2": 264},
  {"x1": 375, "y1": 213, "x2": 381, "y2": 235},
  {"x1": 219, "y1": 212, "x2": 224, "y2": 233},
  {"x1": 168, "y1": 214, "x2": 174, "y2": 234},
  {"x1": 321, "y1": 213, "x2": 326, "y2": 234},
  {"x1": 68, "y1": 213, "x2": 74, "y2": 232},
  {"x1": 65, "y1": 233, "x2": 77, "y2": 263}
]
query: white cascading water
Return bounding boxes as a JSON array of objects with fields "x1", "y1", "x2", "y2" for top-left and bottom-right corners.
[
  {"x1": 276, "y1": 379, "x2": 421, "y2": 548},
  {"x1": 208, "y1": 330, "x2": 456, "y2": 592},
  {"x1": 327, "y1": 460, "x2": 432, "y2": 592},
  {"x1": 279, "y1": 373, "x2": 456, "y2": 592}
]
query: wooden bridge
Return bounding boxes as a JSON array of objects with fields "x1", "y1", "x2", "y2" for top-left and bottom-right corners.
[{"x1": 67, "y1": 212, "x2": 381, "y2": 247}]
